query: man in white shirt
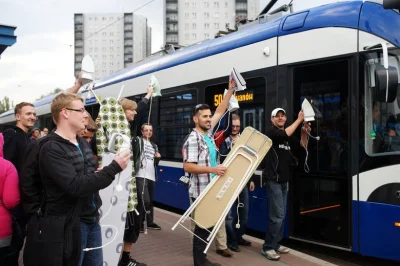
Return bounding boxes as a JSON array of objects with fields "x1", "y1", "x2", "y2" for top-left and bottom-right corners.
[{"x1": 133, "y1": 123, "x2": 161, "y2": 231}]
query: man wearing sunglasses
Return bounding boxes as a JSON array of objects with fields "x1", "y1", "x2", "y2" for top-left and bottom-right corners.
[{"x1": 183, "y1": 78, "x2": 236, "y2": 266}]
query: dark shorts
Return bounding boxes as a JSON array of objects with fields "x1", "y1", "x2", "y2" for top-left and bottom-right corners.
[{"x1": 123, "y1": 210, "x2": 142, "y2": 243}]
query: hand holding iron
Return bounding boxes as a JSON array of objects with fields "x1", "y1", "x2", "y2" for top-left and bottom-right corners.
[
  {"x1": 145, "y1": 85, "x2": 154, "y2": 99},
  {"x1": 298, "y1": 110, "x2": 305, "y2": 122},
  {"x1": 76, "y1": 72, "x2": 83, "y2": 86},
  {"x1": 228, "y1": 77, "x2": 237, "y2": 91}
]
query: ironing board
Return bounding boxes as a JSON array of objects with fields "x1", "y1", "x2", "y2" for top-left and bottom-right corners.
[
  {"x1": 95, "y1": 97, "x2": 135, "y2": 265},
  {"x1": 172, "y1": 127, "x2": 272, "y2": 253}
]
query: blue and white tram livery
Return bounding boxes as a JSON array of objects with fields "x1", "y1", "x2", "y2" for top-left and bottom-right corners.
[{"x1": 1, "y1": 0, "x2": 399, "y2": 262}]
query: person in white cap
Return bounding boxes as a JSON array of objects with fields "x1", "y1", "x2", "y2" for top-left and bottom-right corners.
[{"x1": 261, "y1": 108, "x2": 310, "y2": 261}]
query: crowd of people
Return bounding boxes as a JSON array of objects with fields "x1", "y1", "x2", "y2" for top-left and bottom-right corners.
[{"x1": 0, "y1": 73, "x2": 312, "y2": 266}]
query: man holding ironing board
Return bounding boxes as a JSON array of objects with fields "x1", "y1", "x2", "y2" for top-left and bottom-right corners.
[{"x1": 183, "y1": 78, "x2": 236, "y2": 266}]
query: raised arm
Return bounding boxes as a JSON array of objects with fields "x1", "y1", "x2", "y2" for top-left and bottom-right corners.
[
  {"x1": 211, "y1": 78, "x2": 236, "y2": 129},
  {"x1": 285, "y1": 110, "x2": 304, "y2": 137},
  {"x1": 137, "y1": 85, "x2": 154, "y2": 114},
  {"x1": 66, "y1": 72, "x2": 83, "y2": 94}
]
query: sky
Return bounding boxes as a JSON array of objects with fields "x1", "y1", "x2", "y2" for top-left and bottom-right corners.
[{"x1": 0, "y1": 0, "x2": 340, "y2": 107}]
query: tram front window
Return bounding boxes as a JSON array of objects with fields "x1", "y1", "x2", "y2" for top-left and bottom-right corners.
[{"x1": 363, "y1": 49, "x2": 400, "y2": 155}]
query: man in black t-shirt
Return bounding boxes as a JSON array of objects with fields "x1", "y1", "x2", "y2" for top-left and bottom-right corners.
[{"x1": 261, "y1": 108, "x2": 310, "y2": 261}]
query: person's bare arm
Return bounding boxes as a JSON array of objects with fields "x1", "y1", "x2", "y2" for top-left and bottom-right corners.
[
  {"x1": 285, "y1": 110, "x2": 304, "y2": 137},
  {"x1": 211, "y1": 78, "x2": 236, "y2": 129},
  {"x1": 66, "y1": 72, "x2": 83, "y2": 94},
  {"x1": 184, "y1": 162, "x2": 227, "y2": 176}
]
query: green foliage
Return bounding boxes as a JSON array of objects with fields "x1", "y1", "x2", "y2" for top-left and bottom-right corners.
[{"x1": 0, "y1": 96, "x2": 13, "y2": 114}]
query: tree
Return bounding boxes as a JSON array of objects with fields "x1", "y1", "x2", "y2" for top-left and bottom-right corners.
[
  {"x1": 36, "y1": 88, "x2": 63, "y2": 100},
  {"x1": 0, "y1": 96, "x2": 13, "y2": 114}
]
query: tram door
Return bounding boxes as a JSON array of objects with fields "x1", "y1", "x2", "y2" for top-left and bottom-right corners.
[{"x1": 290, "y1": 59, "x2": 351, "y2": 248}]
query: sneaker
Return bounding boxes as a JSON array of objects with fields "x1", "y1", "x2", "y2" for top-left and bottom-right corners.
[
  {"x1": 261, "y1": 248, "x2": 280, "y2": 261},
  {"x1": 118, "y1": 257, "x2": 147, "y2": 266},
  {"x1": 238, "y1": 238, "x2": 252, "y2": 246},
  {"x1": 205, "y1": 259, "x2": 221, "y2": 266},
  {"x1": 228, "y1": 244, "x2": 241, "y2": 252},
  {"x1": 216, "y1": 248, "x2": 233, "y2": 257},
  {"x1": 147, "y1": 222, "x2": 161, "y2": 230},
  {"x1": 276, "y1": 245, "x2": 290, "y2": 254}
]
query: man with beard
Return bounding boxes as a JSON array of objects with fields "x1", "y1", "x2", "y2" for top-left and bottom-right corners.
[{"x1": 182, "y1": 78, "x2": 236, "y2": 266}]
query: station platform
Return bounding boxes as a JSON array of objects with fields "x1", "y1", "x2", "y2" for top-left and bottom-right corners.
[{"x1": 131, "y1": 208, "x2": 336, "y2": 266}]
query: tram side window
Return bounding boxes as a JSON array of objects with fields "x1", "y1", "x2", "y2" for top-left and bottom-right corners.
[
  {"x1": 158, "y1": 90, "x2": 197, "y2": 161},
  {"x1": 363, "y1": 51, "x2": 400, "y2": 156}
]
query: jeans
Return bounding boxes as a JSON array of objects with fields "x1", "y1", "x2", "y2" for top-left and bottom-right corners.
[
  {"x1": 263, "y1": 181, "x2": 288, "y2": 251},
  {"x1": 136, "y1": 177, "x2": 155, "y2": 225},
  {"x1": 78, "y1": 222, "x2": 103, "y2": 266},
  {"x1": 226, "y1": 186, "x2": 249, "y2": 246}
]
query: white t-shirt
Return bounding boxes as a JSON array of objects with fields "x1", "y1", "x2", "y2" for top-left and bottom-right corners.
[{"x1": 136, "y1": 139, "x2": 156, "y2": 181}]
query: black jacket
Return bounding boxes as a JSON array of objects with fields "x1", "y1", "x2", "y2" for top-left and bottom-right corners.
[
  {"x1": 3, "y1": 126, "x2": 32, "y2": 224},
  {"x1": 3, "y1": 125, "x2": 31, "y2": 174},
  {"x1": 131, "y1": 97, "x2": 150, "y2": 138},
  {"x1": 261, "y1": 126, "x2": 300, "y2": 184},
  {"x1": 39, "y1": 133, "x2": 122, "y2": 222},
  {"x1": 20, "y1": 135, "x2": 47, "y2": 216}
]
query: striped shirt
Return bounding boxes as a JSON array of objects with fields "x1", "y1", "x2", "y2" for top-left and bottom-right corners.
[{"x1": 183, "y1": 129, "x2": 219, "y2": 198}]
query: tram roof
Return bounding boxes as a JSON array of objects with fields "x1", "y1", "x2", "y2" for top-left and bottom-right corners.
[{"x1": 1, "y1": 0, "x2": 397, "y2": 119}]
